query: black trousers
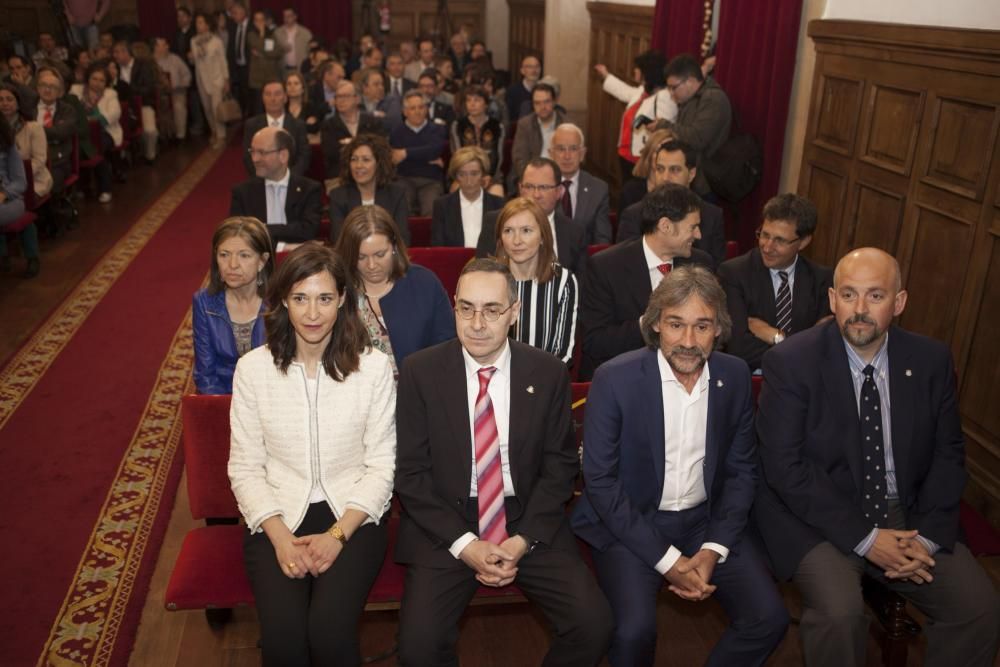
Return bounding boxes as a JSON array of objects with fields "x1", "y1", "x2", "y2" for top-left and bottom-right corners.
[{"x1": 244, "y1": 503, "x2": 388, "y2": 667}]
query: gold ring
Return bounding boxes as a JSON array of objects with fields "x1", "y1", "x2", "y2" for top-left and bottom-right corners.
[{"x1": 288, "y1": 562, "x2": 297, "y2": 569}]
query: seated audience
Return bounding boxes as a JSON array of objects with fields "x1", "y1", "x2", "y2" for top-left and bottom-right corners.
[
  {"x1": 70, "y1": 61, "x2": 121, "y2": 203},
  {"x1": 192, "y1": 216, "x2": 273, "y2": 394},
  {"x1": 511, "y1": 82, "x2": 564, "y2": 186},
  {"x1": 476, "y1": 158, "x2": 587, "y2": 276},
  {"x1": 755, "y1": 247, "x2": 1000, "y2": 667},
  {"x1": 493, "y1": 197, "x2": 578, "y2": 364},
  {"x1": 404, "y1": 37, "x2": 436, "y2": 83},
  {"x1": 1, "y1": 83, "x2": 52, "y2": 199},
  {"x1": 152, "y1": 36, "x2": 192, "y2": 142},
  {"x1": 662, "y1": 53, "x2": 733, "y2": 197},
  {"x1": 384, "y1": 53, "x2": 414, "y2": 101},
  {"x1": 573, "y1": 265, "x2": 788, "y2": 666},
  {"x1": 719, "y1": 193, "x2": 832, "y2": 371},
  {"x1": 594, "y1": 50, "x2": 677, "y2": 179},
  {"x1": 33, "y1": 32, "x2": 70, "y2": 67},
  {"x1": 579, "y1": 183, "x2": 713, "y2": 380},
  {"x1": 506, "y1": 53, "x2": 541, "y2": 125},
  {"x1": 320, "y1": 79, "x2": 386, "y2": 182},
  {"x1": 5, "y1": 55, "x2": 39, "y2": 111},
  {"x1": 431, "y1": 146, "x2": 503, "y2": 247},
  {"x1": 190, "y1": 11, "x2": 229, "y2": 149},
  {"x1": 34, "y1": 65, "x2": 77, "y2": 234},
  {"x1": 228, "y1": 243, "x2": 396, "y2": 667},
  {"x1": 309, "y1": 59, "x2": 345, "y2": 117},
  {"x1": 618, "y1": 125, "x2": 674, "y2": 216},
  {"x1": 247, "y1": 9, "x2": 287, "y2": 115},
  {"x1": 242, "y1": 80, "x2": 309, "y2": 177},
  {"x1": 69, "y1": 47, "x2": 92, "y2": 85},
  {"x1": 230, "y1": 126, "x2": 323, "y2": 245},
  {"x1": 328, "y1": 133, "x2": 409, "y2": 244},
  {"x1": 450, "y1": 85, "x2": 504, "y2": 190},
  {"x1": 549, "y1": 123, "x2": 612, "y2": 244},
  {"x1": 393, "y1": 256, "x2": 613, "y2": 667},
  {"x1": 390, "y1": 90, "x2": 447, "y2": 216},
  {"x1": 447, "y1": 32, "x2": 470, "y2": 75},
  {"x1": 617, "y1": 140, "x2": 726, "y2": 266},
  {"x1": 358, "y1": 68, "x2": 401, "y2": 134},
  {"x1": 336, "y1": 205, "x2": 454, "y2": 377},
  {"x1": 416, "y1": 69, "x2": 454, "y2": 128},
  {"x1": 0, "y1": 116, "x2": 35, "y2": 277},
  {"x1": 282, "y1": 70, "x2": 323, "y2": 135},
  {"x1": 111, "y1": 40, "x2": 159, "y2": 161}
]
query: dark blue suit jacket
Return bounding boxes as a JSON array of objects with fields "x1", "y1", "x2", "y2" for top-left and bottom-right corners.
[
  {"x1": 754, "y1": 321, "x2": 966, "y2": 580},
  {"x1": 572, "y1": 347, "x2": 757, "y2": 569}
]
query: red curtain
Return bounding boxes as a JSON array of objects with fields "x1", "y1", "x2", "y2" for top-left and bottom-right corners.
[
  {"x1": 138, "y1": 1, "x2": 353, "y2": 45},
  {"x1": 714, "y1": 0, "x2": 803, "y2": 250},
  {"x1": 651, "y1": 0, "x2": 708, "y2": 59}
]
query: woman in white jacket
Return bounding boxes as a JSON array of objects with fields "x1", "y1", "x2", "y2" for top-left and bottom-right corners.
[
  {"x1": 594, "y1": 50, "x2": 677, "y2": 180},
  {"x1": 229, "y1": 244, "x2": 396, "y2": 666},
  {"x1": 191, "y1": 12, "x2": 229, "y2": 149},
  {"x1": 70, "y1": 61, "x2": 120, "y2": 203}
]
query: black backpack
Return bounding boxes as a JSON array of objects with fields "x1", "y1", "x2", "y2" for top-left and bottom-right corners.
[{"x1": 702, "y1": 132, "x2": 762, "y2": 203}]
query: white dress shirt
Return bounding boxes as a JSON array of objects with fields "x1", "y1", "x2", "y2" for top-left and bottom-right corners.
[
  {"x1": 643, "y1": 236, "x2": 671, "y2": 290},
  {"x1": 265, "y1": 168, "x2": 290, "y2": 225},
  {"x1": 538, "y1": 116, "x2": 556, "y2": 159},
  {"x1": 459, "y1": 189, "x2": 484, "y2": 248},
  {"x1": 449, "y1": 342, "x2": 515, "y2": 558},
  {"x1": 546, "y1": 211, "x2": 559, "y2": 256},
  {"x1": 120, "y1": 58, "x2": 134, "y2": 84},
  {"x1": 653, "y1": 352, "x2": 729, "y2": 574},
  {"x1": 266, "y1": 112, "x2": 285, "y2": 128}
]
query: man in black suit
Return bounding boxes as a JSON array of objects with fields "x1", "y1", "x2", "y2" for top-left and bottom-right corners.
[
  {"x1": 616, "y1": 140, "x2": 726, "y2": 267},
  {"x1": 718, "y1": 193, "x2": 832, "y2": 370},
  {"x1": 549, "y1": 123, "x2": 612, "y2": 244},
  {"x1": 112, "y1": 41, "x2": 160, "y2": 161},
  {"x1": 319, "y1": 80, "x2": 386, "y2": 181},
  {"x1": 384, "y1": 53, "x2": 415, "y2": 101},
  {"x1": 242, "y1": 81, "x2": 310, "y2": 178},
  {"x1": 579, "y1": 183, "x2": 713, "y2": 381},
  {"x1": 417, "y1": 70, "x2": 455, "y2": 128},
  {"x1": 225, "y1": 2, "x2": 250, "y2": 118},
  {"x1": 755, "y1": 247, "x2": 999, "y2": 667},
  {"x1": 230, "y1": 127, "x2": 322, "y2": 245},
  {"x1": 476, "y1": 158, "x2": 587, "y2": 275},
  {"x1": 394, "y1": 257, "x2": 613, "y2": 666}
]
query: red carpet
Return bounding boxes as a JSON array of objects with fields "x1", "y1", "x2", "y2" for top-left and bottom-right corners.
[{"x1": 0, "y1": 141, "x2": 245, "y2": 667}]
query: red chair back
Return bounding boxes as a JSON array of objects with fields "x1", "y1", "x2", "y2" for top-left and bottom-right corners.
[
  {"x1": 751, "y1": 375, "x2": 762, "y2": 405},
  {"x1": 408, "y1": 246, "x2": 475, "y2": 298},
  {"x1": 181, "y1": 394, "x2": 240, "y2": 521},
  {"x1": 726, "y1": 240, "x2": 739, "y2": 260},
  {"x1": 588, "y1": 243, "x2": 610, "y2": 256},
  {"x1": 408, "y1": 216, "x2": 432, "y2": 247},
  {"x1": 608, "y1": 211, "x2": 618, "y2": 241}
]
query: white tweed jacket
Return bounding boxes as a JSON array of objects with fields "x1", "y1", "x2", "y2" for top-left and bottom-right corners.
[{"x1": 228, "y1": 345, "x2": 396, "y2": 533}]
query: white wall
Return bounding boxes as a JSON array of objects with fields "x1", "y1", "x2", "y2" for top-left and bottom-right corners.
[
  {"x1": 546, "y1": 0, "x2": 592, "y2": 116},
  {"x1": 823, "y1": 0, "x2": 1000, "y2": 30},
  {"x1": 597, "y1": 0, "x2": 654, "y2": 5}
]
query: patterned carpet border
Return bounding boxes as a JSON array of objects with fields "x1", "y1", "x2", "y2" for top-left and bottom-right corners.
[
  {"x1": 0, "y1": 147, "x2": 221, "y2": 433},
  {"x1": 36, "y1": 309, "x2": 195, "y2": 667}
]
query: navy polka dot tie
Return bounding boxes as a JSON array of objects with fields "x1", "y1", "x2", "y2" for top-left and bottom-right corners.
[{"x1": 860, "y1": 365, "x2": 888, "y2": 527}]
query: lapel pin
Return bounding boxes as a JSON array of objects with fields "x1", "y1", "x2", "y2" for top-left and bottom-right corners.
[
  {"x1": 905, "y1": 369, "x2": 912, "y2": 377},
  {"x1": 716, "y1": 380, "x2": 724, "y2": 387},
  {"x1": 526, "y1": 386, "x2": 535, "y2": 394},
  {"x1": 296, "y1": 186, "x2": 301, "y2": 192}
]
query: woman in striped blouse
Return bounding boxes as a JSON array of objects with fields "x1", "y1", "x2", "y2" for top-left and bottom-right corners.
[{"x1": 493, "y1": 197, "x2": 578, "y2": 364}]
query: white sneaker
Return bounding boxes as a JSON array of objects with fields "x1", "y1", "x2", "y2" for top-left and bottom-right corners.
[{"x1": 98, "y1": 192, "x2": 112, "y2": 204}]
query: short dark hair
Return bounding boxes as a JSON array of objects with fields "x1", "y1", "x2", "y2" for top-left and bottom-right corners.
[
  {"x1": 0, "y1": 84, "x2": 26, "y2": 120},
  {"x1": 463, "y1": 84, "x2": 489, "y2": 105},
  {"x1": 639, "y1": 183, "x2": 703, "y2": 235},
  {"x1": 657, "y1": 139, "x2": 698, "y2": 170},
  {"x1": 520, "y1": 157, "x2": 562, "y2": 185},
  {"x1": 7, "y1": 54, "x2": 33, "y2": 72},
  {"x1": 417, "y1": 68, "x2": 438, "y2": 84},
  {"x1": 83, "y1": 61, "x2": 110, "y2": 85},
  {"x1": 531, "y1": 82, "x2": 557, "y2": 102},
  {"x1": 458, "y1": 257, "x2": 517, "y2": 304},
  {"x1": 335, "y1": 205, "x2": 411, "y2": 287},
  {"x1": 265, "y1": 244, "x2": 370, "y2": 381},
  {"x1": 261, "y1": 79, "x2": 284, "y2": 95},
  {"x1": 208, "y1": 216, "x2": 274, "y2": 297},
  {"x1": 664, "y1": 53, "x2": 704, "y2": 83},
  {"x1": 112, "y1": 40, "x2": 132, "y2": 55},
  {"x1": 340, "y1": 133, "x2": 395, "y2": 186},
  {"x1": 177, "y1": 6, "x2": 192, "y2": 18},
  {"x1": 762, "y1": 193, "x2": 819, "y2": 238},
  {"x1": 634, "y1": 50, "x2": 667, "y2": 93}
]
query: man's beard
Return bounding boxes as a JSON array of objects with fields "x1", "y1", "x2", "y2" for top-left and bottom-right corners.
[
  {"x1": 841, "y1": 313, "x2": 882, "y2": 348},
  {"x1": 665, "y1": 345, "x2": 708, "y2": 376}
]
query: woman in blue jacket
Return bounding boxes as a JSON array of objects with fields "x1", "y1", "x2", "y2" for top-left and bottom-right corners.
[
  {"x1": 193, "y1": 216, "x2": 274, "y2": 393},
  {"x1": 335, "y1": 204, "x2": 455, "y2": 379}
]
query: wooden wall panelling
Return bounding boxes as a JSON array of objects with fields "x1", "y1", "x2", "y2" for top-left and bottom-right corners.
[
  {"x1": 353, "y1": 0, "x2": 486, "y2": 53},
  {"x1": 584, "y1": 2, "x2": 654, "y2": 191},
  {"x1": 507, "y1": 0, "x2": 545, "y2": 76},
  {"x1": 798, "y1": 19, "x2": 1000, "y2": 524}
]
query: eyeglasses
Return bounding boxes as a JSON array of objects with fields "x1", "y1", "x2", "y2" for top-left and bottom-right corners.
[
  {"x1": 455, "y1": 302, "x2": 516, "y2": 322},
  {"x1": 519, "y1": 183, "x2": 559, "y2": 194},
  {"x1": 755, "y1": 229, "x2": 801, "y2": 248},
  {"x1": 247, "y1": 148, "x2": 280, "y2": 158},
  {"x1": 666, "y1": 78, "x2": 688, "y2": 93}
]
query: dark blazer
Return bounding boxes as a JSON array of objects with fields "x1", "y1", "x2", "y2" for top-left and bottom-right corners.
[
  {"x1": 381, "y1": 265, "x2": 456, "y2": 369},
  {"x1": 286, "y1": 98, "x2": 326, "y2": 135},
  {"x1": 229, "y1": 173, "x2": 323, "y2": 243},
  {"x1": 241, "y1": 113, "x2": 310, "y2": 177},
  {"x1": 578, "y1": 238, "x2": 714, "y2": 381},
  {"x1": 754, "y1": 321, "x2": 967, "y2": 580},
  {"x1": 327, "y1": 182, "x2": 410, "y2": 244},
  {"x1": 319, "y1": 111, "x2": 387, "y2": 179},
  {"x1": 192, "y1": 288, "x2": 266, "y2": 395},
  {"x1": 475, "y1": 209, "x2": 587, "y2": 276},
  {"x1": 366, "y1": 95, "x2": 403, "y2": 134},
  {"x1": 225, "y1": 17, "x2": 250, "y2": 72},
  {"x1": 128, "y1": 57, "x2": 160, "y2": 107},
  {"x1": 385, "y1": 76, "x2": 415, "y2": 100},
  {"x1": 35, "y1": 99, "x2": 78, "y2": 168},
  {"x1": 572, "y1": 170, "x2": 613, "y2": 244},
  {"x1": 718, "y1": 248, "x2": 833, "y2": 370},
  {"x1": 394, "y1": 339, "x2": 580, "y2": 567},
  {"x1": 617, "y1": 198, "x2": 726, "y2": 269},
  {"x1": 572, "y1": 348, "x2": 757, "y2": 567},
  {"x1": 428, "y1": 100, "x2": 455, "y2": 128},
  {"x1": 430, "y1": 190, "x2": 505, "y2": 247}
]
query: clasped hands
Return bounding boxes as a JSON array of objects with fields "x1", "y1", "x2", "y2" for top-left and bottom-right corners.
[
  {"x1": 274, "y1": 532, "x2": 344, "y2": 579},
  {"x1": 459, "y1": 536, "x2": 530, "y2": 588},
  {"x1": 665, "y1": 549, "x2": 719, "y2": 602},
  {"x1": 867, "y1": 529, "x2": 936, "y2": 585}
]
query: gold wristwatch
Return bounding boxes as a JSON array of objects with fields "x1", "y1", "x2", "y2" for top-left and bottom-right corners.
[{"x1": 328, "y1": 523, "x2": 347, "y2": 545}]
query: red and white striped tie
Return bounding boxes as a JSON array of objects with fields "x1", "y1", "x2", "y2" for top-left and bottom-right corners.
[{"x1": 474, "y1": 367, "x2": 507, "y2": 544}]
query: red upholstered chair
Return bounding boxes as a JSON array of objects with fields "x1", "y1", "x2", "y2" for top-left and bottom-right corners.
[
  {"x1": 726, "y1": 240, "x2": 739, "y2": 260},
  {"x1": 408, "y1": 216, "x2": 432, "y2": 247},
  {"x1": 408, "y1": 246, "x2": 475, "y2": 298},
  {"x1": 22, "y1": 159, "x2": 50, "y2": 211},
  {"x1": 608, "y1": 211, "x2": 618, "y2": 241},
  {"x1": 319, "y1": 218, "x2": 330, "y2": 241},
  {"x1": 588, "y1": 243, "x2": 610, "y2": 256},
  {"x1": 63, "y1": 134, "x2": 81, "y2": 190},
  {"x1": 308, "y1": 143, "x2": 325, "y2": 184}
]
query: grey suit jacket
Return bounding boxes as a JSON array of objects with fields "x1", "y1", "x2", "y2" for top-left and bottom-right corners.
[
  {"x1": 571, "y1": 170, "x2": 612, "y2": 244},
  {"x1": 511, "y1": 110, "x2": 566, "y2": 181}
]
